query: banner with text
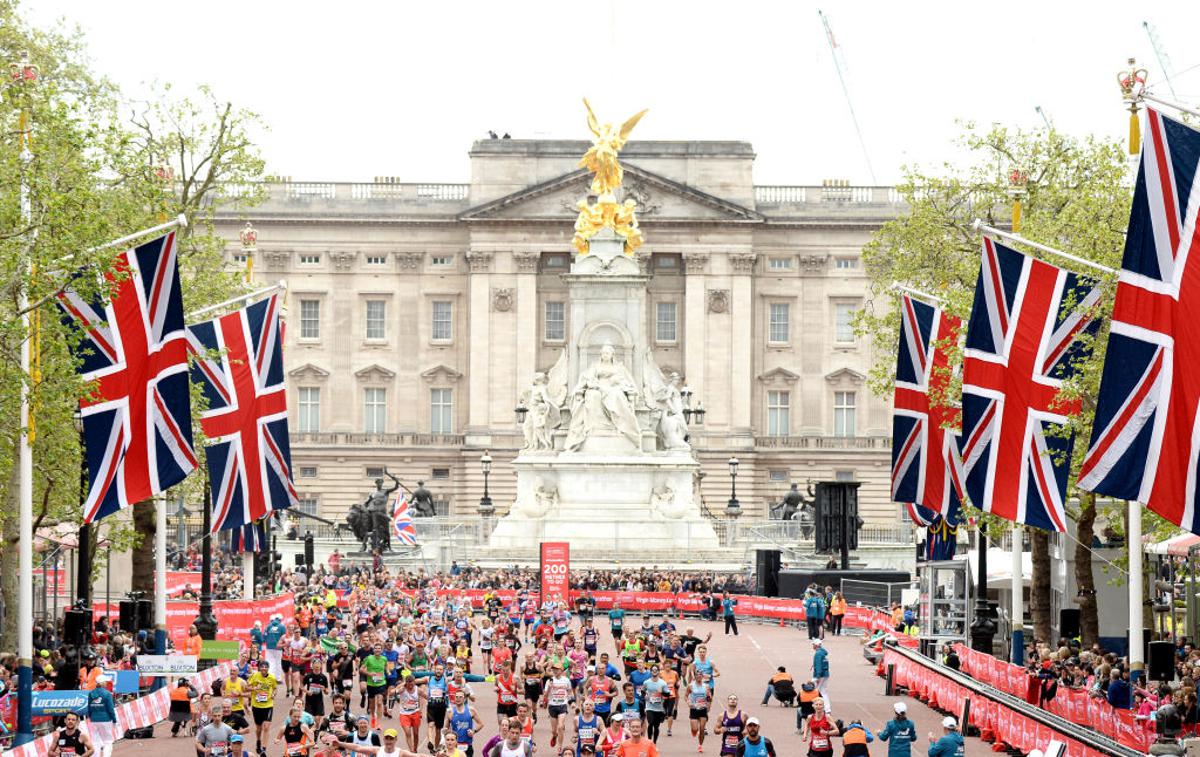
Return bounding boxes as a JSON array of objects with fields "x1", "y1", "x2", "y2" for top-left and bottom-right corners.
[
  {"x1": 93, "y1": 593, "x2": 294, "y2": 648},
  {"x1": 539, "y1": 542, "x2": 570, "y2": 606}
]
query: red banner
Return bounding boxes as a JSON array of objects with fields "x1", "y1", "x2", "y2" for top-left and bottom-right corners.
[
  {"x1": 539, "y1": 542, "x2": 570, "y2": 606},
  {"x1": 93, "y1": 593, "x2": 294, "y2": 648}
]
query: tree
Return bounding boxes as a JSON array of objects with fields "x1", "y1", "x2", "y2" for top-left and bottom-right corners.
[{"x1": 858, "y1": 122, "x2": 1132, "y2": 650}]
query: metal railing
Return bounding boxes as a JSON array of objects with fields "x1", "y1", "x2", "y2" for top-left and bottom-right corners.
[
  {"x1": 218, "y1": 181, "x2": 471, "y2": 204},
  {"x1": 290, "y1": 432, "x2": 466, "y2": 446},
  {"x1": 754, "y1": 435, "x2": 892, "y2": 449},
  {"x1": 741, "y1": 520, "x2": 915, "y2": 546}
]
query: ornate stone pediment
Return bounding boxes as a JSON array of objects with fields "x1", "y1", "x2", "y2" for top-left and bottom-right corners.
[
  {"x1": 421, "y1": 364, "x2": 463, "y2": 384},
  {"x1": 824, "y1": 367, "x2": 866, "y2": 388},
  {"x1": 458, "y1": 164, "x2": 764, "y2": 224},
  {"x1": 288, "y1": 363, "x2": 330, "y2": 380},
  {"x1": 354, "y1": 364, "x2": 396, "y2": 382},
  {"x1": 757, "y1": 367, "x2": 800, "y2": 386}
]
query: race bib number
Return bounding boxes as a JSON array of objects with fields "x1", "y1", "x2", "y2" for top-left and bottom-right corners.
[
  {"x1": 430, "y1": 687, "x2": 445, "y2": 700},
  {"x1": 254, "y1": 692, "x2": 270, "y2": 704},
  {"x1": 725, "y1": 734, "x2": 741, "y2": 749},
  {"x1": 812, "y1": 736, "x2": 830, "y2": 751},
  {"x1": 286, "y1": 742, "x2": 305, "y2": 756},
  {"x1": 210, "y1": 744, "x2": 228, "y2": 757}
]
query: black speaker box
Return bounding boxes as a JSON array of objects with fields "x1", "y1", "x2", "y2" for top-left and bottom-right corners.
[
  {"x1": 756, "y1": 550, "x2": 781, "y2": 597},
  {"x1": 1148, "y1": 640, "x2": 1175, "y2": 682},
  {"x1": 1059, "y1": 608, "x2": 1081, "y2": 640},
  {"x1": 63, "y1": 609, "x2": 92, "y2": 647}
]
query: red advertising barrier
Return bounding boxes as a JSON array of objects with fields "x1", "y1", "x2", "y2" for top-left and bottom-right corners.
[
  {"x1": 93, "y1": 593, "x2": 295, "y2": 648},
  {"x1": 883, "y1": 647, "x2": 1131, "y2": 757},
  {"x1": 951, "y1": 644, "x2": 1151, "y2": 753},
  {"x1": 163, "y1": 571, "x2": 203, "y2": 597}
]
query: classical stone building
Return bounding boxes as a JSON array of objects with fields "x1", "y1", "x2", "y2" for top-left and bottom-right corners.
[{"x1": 213, "y1": 139, "x2": 905, "y2": 526}]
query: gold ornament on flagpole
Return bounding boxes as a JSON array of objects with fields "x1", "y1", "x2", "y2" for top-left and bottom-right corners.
[
  {"x1": 1118, "y1": 58, "x2": 1148, "y2": 156},
  {"x1": 573, "y1": 99, "x2": 648, "y2": 256}
]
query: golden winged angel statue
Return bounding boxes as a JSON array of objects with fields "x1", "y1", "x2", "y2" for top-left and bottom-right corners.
[{"x1": 578, "y1": 98, "x2": 648, "y2": 196}]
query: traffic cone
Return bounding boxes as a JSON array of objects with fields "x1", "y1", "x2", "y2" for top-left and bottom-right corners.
[{"x1": 779, "y1": 617, "x2": 786, "y2": 628}]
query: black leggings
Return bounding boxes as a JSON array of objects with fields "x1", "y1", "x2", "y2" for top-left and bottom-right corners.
[
  {"x1": 724, "y1": 615, "x2": 738, "y2": 635},
  {"x1": 646, "y1": 710, "x2": 666, "y2": 742},
  {"x1": 831, "y1": 615, "x2": 844, "y2": 635}
]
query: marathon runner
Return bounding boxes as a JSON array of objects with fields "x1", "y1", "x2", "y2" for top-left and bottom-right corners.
[{"x1": 713, "y1": 694, "x2": 746, "y2": 757}]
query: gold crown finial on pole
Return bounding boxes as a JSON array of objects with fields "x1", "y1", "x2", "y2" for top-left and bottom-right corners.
[{"x1": 1118, "y1": 58, "x2": 1148, "y2": 155}]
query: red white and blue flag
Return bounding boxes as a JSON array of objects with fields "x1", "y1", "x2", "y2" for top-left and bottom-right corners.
[
  {"x1": 58, "y1": 232, "x2": 197, "y2": 523},
  {"x1": 960, "y1": 238, "x2": 1099, "y2": 532},
  {"x1": 393, "y1": 493, "x2": 417, "y2": 545},
  {"x1": 891, "y1": 293, "x2": 965, "y2": 518},
  {"x1": 189, "y1": 293, "x2": 297, "y2": 538},
  {"x1": 1079, "y1": 108, "x2": 1200, "y2": 532}
]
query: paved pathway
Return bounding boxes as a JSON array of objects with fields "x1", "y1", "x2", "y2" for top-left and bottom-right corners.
[{"x1": 115, "y1": 618, "x2": 992, "y2": 756}]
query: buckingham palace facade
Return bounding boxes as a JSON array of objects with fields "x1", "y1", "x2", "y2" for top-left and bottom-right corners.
[{"x1": 213, "y1": 138, "x2": 906, "y2": 525}]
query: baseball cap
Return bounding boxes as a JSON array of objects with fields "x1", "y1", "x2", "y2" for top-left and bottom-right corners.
[
  {"x1": 38, "y1": 650, "x2": 49, "y2": 658},
  {"x1": 747, "y1": 717, "x2": 761, "y2": 726},
  {"x1": 893, "y1": 702, "x2": 907, "y2": 714},
  {"x1": 383, "y1": 729, "x2": 398, "y2": 739},
  {"x1": 811, "y1": 638, "x2": 822, "y2": 646},
  {"x1": 587, "y1": 665, "x2": 596, "y2": 672},
  {"x1": 942, "y1": 716, "x2": 958, "y2": 729},
  {"x1": 356, "y1": 715, "x2": 370, "y2": 723},
  {"x1": 611, "y1": 713, "x2": 623, "y2": 722},
  {"x1": 231, "y1": 735, "x2": 244, "y2": 744}
]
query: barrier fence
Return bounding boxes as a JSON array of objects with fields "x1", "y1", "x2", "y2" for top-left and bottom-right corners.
[
  {"x1": 91, "y1": 592, "x2": 295, "y2": 648},
  {"x1": 952, "y1": 644, "x2": 1155, "y2": 753},
  {"x1": 886, "y1": 643, "x2": 1147, "y2": 757},
  {"x1": 6, "y1": 661, "x2": 236, "y2": 757}
]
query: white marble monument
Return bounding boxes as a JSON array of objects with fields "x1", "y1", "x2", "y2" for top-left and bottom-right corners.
[{"x1": 489, "y1": 228, "x2": 721, "y2": 551}]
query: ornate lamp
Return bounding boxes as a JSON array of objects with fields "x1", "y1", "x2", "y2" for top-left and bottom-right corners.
[
  {"x1": 692, "y1": 402, "x2": 706, "y2": 426},
  {"x1": 478, "y1": 450, "x2": 494, "y2": 516},
  {"x1": 515, "y1": 400, "x2": 528, "y2": 425},
  {"x1": 726, "y1": 456, "x2": 741, "y2": 516}
]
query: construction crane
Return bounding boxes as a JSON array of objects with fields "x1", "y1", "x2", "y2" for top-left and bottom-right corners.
[
  {"x1": 818, "y1": 10, "x2": 878, "y2": 184},
  {"x1": 1143, "y1": 20, "x2": 1179, "y2": 99},
  {"x1": 1035, "y1": 105, "x2": 1053, "y2": 130}
]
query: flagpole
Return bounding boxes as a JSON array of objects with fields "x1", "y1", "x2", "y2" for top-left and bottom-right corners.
[
  {"x1": 1129, "y1": 501, "x2": 1144, "y2": 679},
  {"x1": 1011, "y1": 526, "x2": 1024, "y2": 664},
  {"x1": 186, "y1": 280, "x2": 286, "y2": 321},
  {"x1": 154, "y1": 496, "x2": 168, "y2": 690},
  {"x1": 972, "y1": 220, "x2": 1117, "y2": 276},
  {"x1": 12, "y1": 51, "x2": 38, "y2": 748},
  {"x1": 1141, "y1": 91, "x2": 1200, "y2": 121},
  {"x1": 890, "y1": 283, "x2": 944, "y2": 305}
]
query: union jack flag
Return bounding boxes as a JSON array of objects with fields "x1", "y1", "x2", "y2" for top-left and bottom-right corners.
[
  {"x1": 230, "y1": 520, "x2": 268, "y2": 553},
  {"x1": 891, "y1": 294, "x2": 964, "y2": 518},
  {"x1": 1079, "y1": 109, "x2": 1200, "y2": 532},
  {"x1": 393, "y1": 493, "x2": 417, "y2": 545},
  {"x1": 189, "y1": 293, "x2": 297, "y2": 537},
  {"x1": 960, "y1": 238, "x2": 1099, "y2": 532},
  {"x1": 58, "y1": 232, "x2": 196, "y2": 523},
  {"x1": 910, "y1": 499, "x2": 961, "y2": 561}
]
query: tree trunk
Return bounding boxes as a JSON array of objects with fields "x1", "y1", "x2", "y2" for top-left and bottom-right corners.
[
  {"x1": 1074, "y1": 492, "x2": 1100, "y2": 647},
  {"x1": 1031, "y1": 529, "x2": 1052, "y2": 647},
  {"x1": 131, "y1": 499, "x2": 155, "y2": 594},
  {"x1": 0, "y1": 456, "x2": 21, "y2": 652}
]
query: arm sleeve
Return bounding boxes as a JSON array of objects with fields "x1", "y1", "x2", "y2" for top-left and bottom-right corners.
[{"x1": 878, "y1": 723, "x2": 891, "y2": 741}]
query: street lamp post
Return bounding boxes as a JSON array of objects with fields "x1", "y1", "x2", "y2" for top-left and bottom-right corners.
[
  {"x1": 726, "y1": 456, "x2": 741, "y2": 516},
  {"x1": 478, "y1": 450, "x2": 494, "y2": 516},
  {"x1": 73, "y1": 409, "x2": 91, "y2": 609},
  {"x1": 193, "y1": 482, "x2": 218, "y2": 642}
]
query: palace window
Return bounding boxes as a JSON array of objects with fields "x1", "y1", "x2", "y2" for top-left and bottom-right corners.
[
  {"x1": 769, "y1": 257, "x2": 793, "y2": 270},
  {"x1": 299, "y1": 253, "x2": 321, "y2": 265},
  {"x1": 366, "y1": 254, "x2": 387, "y2": 265},
  {"x1": 299, "y1": 299, "x2": 320, "y2": 340},
  {"x1": 365, "y1": 300, "x2": 387, "y2": 340},
  {"x1": 834, "y1": 391, "x2": 857, "y2": 437},
  {"x1": 656, "y1": 302, "x2": 678, "y2": 343},
  {"x1": 834, "y1": 302, "x2": 857, "y2": 343},
  {"x1": 298, "y1": 387, "x2": 321, "y2": 432},
  {"x1": 297, "y1": 495, "x2": 319, "y2": 517},
  {"x1": 767, "y1": 390, "x2": 790, "y2": 437},
  {"x1": 363, "y1": 387, "x2": 387, "y2": 433},
  {"x1": 835, "y1": 257, "x2": 859, "y2": 270},
  {"x1": 768, "y1": 303, "x2": 790, "y2": 344},
  {"x1": 545, "y1": 301, "x2": 565, "y2": 342},
  {"x1": 432, "y1": 301, "x2": 453, "y2": 341},
  {"x1": 299, "y1": 466, "x2": 318, "y2": 478},
  {"x1": 431, "y1": 255, "x2": 453, "y2": 266},
  {"x1": 431, "y1": 388, "x2": 454, "y2": 434}
]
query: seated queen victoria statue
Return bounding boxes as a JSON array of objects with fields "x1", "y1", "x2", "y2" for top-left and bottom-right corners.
[{"x1": 564, "y1": 341, "x2": 642, "y2": 452}]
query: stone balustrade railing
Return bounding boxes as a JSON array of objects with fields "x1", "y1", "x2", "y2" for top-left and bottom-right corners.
[{"x1": 753, "y1": 434, "x2": 892, "y2": 449}]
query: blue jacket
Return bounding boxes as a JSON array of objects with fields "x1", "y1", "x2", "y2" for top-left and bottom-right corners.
[
  {"x1": 805, "y1": 596, "x2": 826, "y2": 620},
  {"x1": 263, "y1": 620, "x2": 286, "y2": 650},
  {"x1": 927, "y1": 732, "x2": 964, "y2": 757},
  {"x1": 813, "y1": 647, "x2": 829, "y2": 678},
  {"x1": 1107, "y1": 678, "x2": 1132, "y2": 710},
  {"x1": 877, "y1": 716, "x2": 918, "y2": 757},
  {"x1": 87, "y1": 687, "x2": 117, "y2": 724}
]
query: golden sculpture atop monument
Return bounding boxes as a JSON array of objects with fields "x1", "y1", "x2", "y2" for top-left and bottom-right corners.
[{"x1": 573, "y1": 98, "x2": 647, "y2": 256}]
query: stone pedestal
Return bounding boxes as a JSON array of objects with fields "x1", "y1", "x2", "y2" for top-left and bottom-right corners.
[{"x1": 488, "y1": 450, "x2": 720, "y2": 552}]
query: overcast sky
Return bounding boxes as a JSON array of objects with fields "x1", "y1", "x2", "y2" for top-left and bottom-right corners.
[{"x1": 28, "y1": 0, "x2": 1200, "y2": 185}]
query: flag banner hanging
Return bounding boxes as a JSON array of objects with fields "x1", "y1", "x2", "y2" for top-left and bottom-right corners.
[
  {"x1": 58, "y1": 231, "x2": 196, "y2": 522},
  {"x1": 229, "y1": 519, "x2": 268, "y2": 554},
  {"x1": 1079, "y1": 108, "x2": 1200, "y2": 533},
  {"x1": 392, "y1": 492, "x2": 417, "y2": 545},
  {"x1": 960, "y1": 238, "x2": 1099, "y2": 532},
  {"x1": 890, "y1": 293, "x2": 964, "y2": 521},
  {"x1": 189, "y1": 293, "x2": 297, "y2": 533}
]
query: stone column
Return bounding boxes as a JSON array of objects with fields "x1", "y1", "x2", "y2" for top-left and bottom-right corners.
[
  {"x1": 466, "y1": 250, "x2": 493, "y2": 444},
  {"x1": 513, "y1": 252, "x2": 540, "y2": 408},
  {"x1": 728, "y1": 252, "x2": 757, "y2": 442},
  {"x1": 682, "y1": 252, "x2": 708, "y2": 406}
]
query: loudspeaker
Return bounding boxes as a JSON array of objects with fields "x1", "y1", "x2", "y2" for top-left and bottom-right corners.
[
  {"x1": 118, "y1": 600, "x2": 137, "y2": 633},
  {"x1": 1059, "y1": 608, "x2": 1081, "y2": 640},
  {"x1": 814, "y1": 481, "x2": 862, "y2": 553},
  {"x1": 1149, "y1": 640, "x2": 1176, "y2": 682},
  {"x1": 304, "y1": 534, "x2": 315, "y2": 572},
  {"x1": 295, "y1": 553, "x2": 306, "y2": 567},
  {"x1": 63, "y1": 609, "x2": 92, "y2": 647},
  {"x1": 756, "y1": 550, "x2": 781, "y2": 597},
  {"x1": 136, "y1": 599, "x2": 152, "y2": 631}
]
